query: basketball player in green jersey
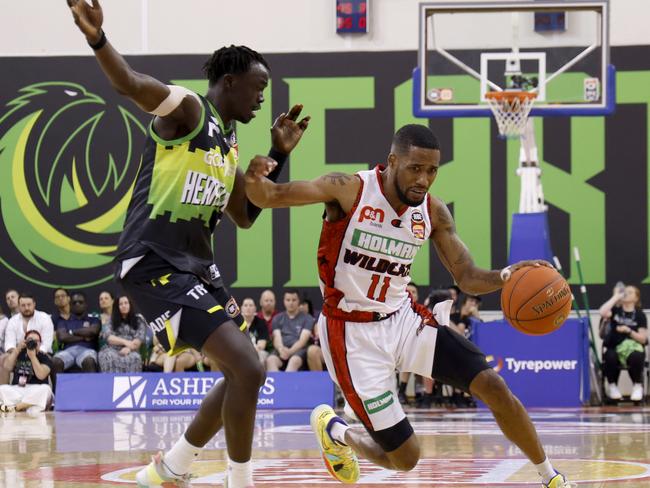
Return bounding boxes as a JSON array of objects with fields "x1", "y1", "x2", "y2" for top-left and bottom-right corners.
[{"x1": 67, "y1": 1, "x2": 309, "y2": 487}]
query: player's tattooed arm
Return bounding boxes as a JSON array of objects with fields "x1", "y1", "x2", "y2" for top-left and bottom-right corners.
[
  {"x1": 430, "y1": 197, "x2": 504, "y2": 295},
  {"x1": 323, "y1": 173, "x2": 353, "y2": 186},
  {"x1": 244, "y1": 156, "x2": 360, "y2": 210}
]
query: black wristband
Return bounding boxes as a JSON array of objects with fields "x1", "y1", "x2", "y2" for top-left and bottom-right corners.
[
  {"x1": 88, "y1": 30, "x2": 107, "y2": 51},
  {"x1": 266, "y1": 148, "x2": 288, "y2": 182},
  {"x1": 246, "y1": 148, "x2": 289, "y2": 222}
]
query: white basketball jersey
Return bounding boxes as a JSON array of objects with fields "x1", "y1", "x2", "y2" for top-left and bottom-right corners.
[{"x1": 317, "y1": 167, "x2": 432, "y2": 314}]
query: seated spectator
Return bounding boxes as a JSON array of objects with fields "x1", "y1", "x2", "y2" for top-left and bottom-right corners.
[
  {"x1": 299, "y1": 297, "x2": 315, "y2": 318},
  {"x1": 241, "y1": 297, "x2": 270, "y2": 366},
  {"x1": 173, "y1": 349, "x2": 202, "y2": 372},
  {"x1": 52, "y1": 292, "x2": 100, "y2": 375},
  {"x1": 450, "y1": 294, "x2": 482, "y2": 339},
  {"x1": 0, "y1": 330, "x2": 53, "y2": 414},
  {"x1": 5, "y1": 289, "x2": 20, "y2": 317},
  {"x1": 4, "y1": 293, "x2": 54, "y2": 354},
  {"x1": 307, "y1": 320, "x2": 326, "y2": 371},
  {"x1": 98, "y1": 295, "x2": 146, "y2": 373},
  {"x1": 52, "y1": 288, "x2": 71, "y2": 323},
  {"x1": 599, "y1": 285, "x2": 648, "y2": 402},
  {"x1": 266, "y1": 290, "x2": 314, "y2": 372},
  {"x1": 0, "y1": 313, "x2": 8, "y2": 385},
  {"x1": 147, "y1": 338, "x2": 202, "y2": 373},
  {"x1": 200, "y1": 355, "x2": 217, "y2": 372},
  {"x1": 98, "y1": 291, "x2": 115, "y2": 326},
  {"x1": 0, "y1": 288, "x2": 21, "y2": 385},
  {"x1": 147, "y1": 336, "x2": 177, "y2": 373},
  {"x1": 257, "y1": 289, "x2": 278, "y2": 334}
]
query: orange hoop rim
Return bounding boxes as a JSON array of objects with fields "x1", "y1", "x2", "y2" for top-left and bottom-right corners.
[{"x1": 485, "y1": 90, "x2": 537, "y2": 101}]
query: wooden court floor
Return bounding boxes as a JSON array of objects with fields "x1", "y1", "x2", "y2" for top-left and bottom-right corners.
[{"x1": 1, "y1": 407, "x2": 650, "y2": 487}]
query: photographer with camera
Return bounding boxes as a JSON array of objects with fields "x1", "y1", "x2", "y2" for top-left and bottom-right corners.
[{"x1": 0, "y1": 330, "x2": 53, "y2": 413}]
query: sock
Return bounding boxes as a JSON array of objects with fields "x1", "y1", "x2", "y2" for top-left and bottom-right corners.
[
  {"x1": 162, "y1": 434, "x2": 202, "y2": 477},
  {"x1": 228, "y1": 459, "x2": 253, "y2": 487},
  {"x1": 327, "y1": 418, "x2": 350, "y2": 446},
  {"x1": 535, "y1": 458, "x2": 556, "y2": 485}
]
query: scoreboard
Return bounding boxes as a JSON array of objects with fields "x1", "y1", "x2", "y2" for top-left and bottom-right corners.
[{"x1": 336, "y1": 0, "x2": 369, "y2": 34}]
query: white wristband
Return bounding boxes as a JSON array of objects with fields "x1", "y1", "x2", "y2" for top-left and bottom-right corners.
[{"x1": 500, "y1": 266, "x2": 512, "y2": 282}]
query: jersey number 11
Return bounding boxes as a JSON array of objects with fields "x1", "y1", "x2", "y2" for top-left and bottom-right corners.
[{"x1": 367, "y1": 274, "x2": 391, "y2": 303}]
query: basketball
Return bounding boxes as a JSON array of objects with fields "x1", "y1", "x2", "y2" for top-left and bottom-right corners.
[{"x1": 501, "y1": 265, "x2": 572, "y2": 335}]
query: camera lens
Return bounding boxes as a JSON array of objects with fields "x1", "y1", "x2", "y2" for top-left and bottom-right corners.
[{"x1": 26, "y1": 339, "x2": 37, "y2": 350}]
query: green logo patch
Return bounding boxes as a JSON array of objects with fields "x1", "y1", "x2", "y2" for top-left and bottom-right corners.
[
  {"x1": 364, "y1": 391, "x2": 394, "y2": 414},
  {"x1": 351, "y1": 229, "x2": 419, "y2": 259}
]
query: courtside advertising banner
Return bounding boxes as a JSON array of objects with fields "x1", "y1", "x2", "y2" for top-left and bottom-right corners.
[
  {"x1": 55, "y1": 372, "x2": 335, "y2": 411},
  {"x1": 473, "y1": 318, "x2": 590, "y2": 407}
]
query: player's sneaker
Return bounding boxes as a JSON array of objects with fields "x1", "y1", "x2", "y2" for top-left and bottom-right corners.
[
  {"x1": 543, "y1": 472, "x2": 576, "y2": 488},
  {"x1": 310, "y1": 404, "x2": 360, "y2": 484},
  {"x1": 135, "y1": 452, "x2": 193, "y2": 487}
]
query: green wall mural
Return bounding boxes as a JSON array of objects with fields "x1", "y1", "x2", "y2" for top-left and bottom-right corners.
[{"x1": 0, "y1": 49, "x2": 648, "y2": 310}]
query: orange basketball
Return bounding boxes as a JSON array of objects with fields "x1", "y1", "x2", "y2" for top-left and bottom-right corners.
[{"x1": 501, "y1": 265, "x2": 572, "y2": 335}]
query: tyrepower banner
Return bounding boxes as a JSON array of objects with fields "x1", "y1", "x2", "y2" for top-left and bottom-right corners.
[
  {"x1": 54, "y1": 372, "x2": 335, "y2": 411},
  {"x1": 472, "y1": 318, "x2": 590, "y2": 407}
]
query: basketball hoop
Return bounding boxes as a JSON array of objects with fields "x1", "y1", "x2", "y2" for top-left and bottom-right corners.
[{"x1": 485, "y1": 91, "x2": 537, "y2": 138}]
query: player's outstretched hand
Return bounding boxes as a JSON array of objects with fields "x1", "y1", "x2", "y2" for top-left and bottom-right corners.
[
  {"x1": 245, "y1": 155, "x2": 278, "y2": 181},
  {"x1": 67, "y1": 0, "x2": 104, "y2": 43},
  {"x1": 271, "y1": 104, "x2": 311, "y2": 155},
  {"x1": 502, "y1": 259, "x2": 554, "y2": 282}
]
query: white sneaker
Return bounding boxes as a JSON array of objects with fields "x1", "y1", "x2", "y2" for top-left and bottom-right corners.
[
  {"x1": 631, "y1": 383, "x2": 644, "y2": 402},
  {"x1": 607, "y1": 383, "x2": 622, "y2": 400}
]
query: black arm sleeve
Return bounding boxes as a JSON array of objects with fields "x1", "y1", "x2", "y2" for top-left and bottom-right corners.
[{"x1": 246, "y1": 148, "x2": 288, "y2": 222}]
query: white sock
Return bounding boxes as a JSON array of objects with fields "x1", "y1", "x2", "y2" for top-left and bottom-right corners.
[
  {"x1": 163, "y1": 434, "x2": 202, "y2": 477},
  {"x1": 228, "y1": 459, "x2": 253, "y2": 487},
  {"x1": 329, "y1": 420, "x2": 350, "y2": 445},
  {"x1": 535, "y1": 458, "x2": 556, "y2": 485}
]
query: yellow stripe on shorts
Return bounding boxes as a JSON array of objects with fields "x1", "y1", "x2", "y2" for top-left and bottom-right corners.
[{"x1": 207, "y1": 305, "x2": 223, "y2": 314}]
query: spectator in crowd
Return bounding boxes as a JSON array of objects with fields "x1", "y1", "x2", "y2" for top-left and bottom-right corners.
[
  {"x1": 52, "y1": 292, "x2": 100, "y2": 375},
  {"x1": 147, "y1": 337, "x2": 203, "y2": 373},
  {"x1": 0, "y1": 330, "x2": 53, "y2": 414},
  {"x1": 174, "y1": 349, "x2": 203, "y2": 372},
  {"x1": 147, "y1": 336, "x2": 177, "y2": 373},
  {"x1": 241, "y1": 297, "x2": 270, "y2": 366},
  {"x1": 98, "y1": 291, "x2": 115, "y2": 326},
  {"x1": 98, "y1": 295, "x2": 146, "y2": 373},
  {"x1": 257, "y1": 289, "x2": 278, "y2": 334},
  {"x1": 5, "y1": 289, "x2": 20, "y2": 317},
  {"x1": 0, "y1": 313, "x2": 9, "y2": 385},
  {"x1": 4, "y1": 293, "x2": 54, "y2": 355},
  {"x1": 299, "y1": 297, "x2": 315, "y2": 318},
  {"x1": 451, "y1": 294, "x2": 482, "y2": 339},
  {"x1": 307, "y1": 320, "x2": 326, "y2": 371},
  {"x1": 599, "y1": 285, "x2": 648, "y2": 402},
  {"x1": 52, "y1": 288, "x2": 71, "y2": 323},
  {"x1": 266, "y1": 290, "x2": 314, "y2": 372}
]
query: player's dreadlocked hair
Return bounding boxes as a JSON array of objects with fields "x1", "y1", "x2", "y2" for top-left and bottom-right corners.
[{"x1": 202, "y1": 45, "x2": 270, "y2": 86}]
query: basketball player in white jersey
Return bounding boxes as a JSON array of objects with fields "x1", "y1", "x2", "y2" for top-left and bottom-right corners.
[{"x1": 244, "y1": 124, "x2": 572, "y2": 488}]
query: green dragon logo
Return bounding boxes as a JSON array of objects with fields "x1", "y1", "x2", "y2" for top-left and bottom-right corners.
[{"x1": 0, "y1": 82, "x2": 144, "y2": 288}]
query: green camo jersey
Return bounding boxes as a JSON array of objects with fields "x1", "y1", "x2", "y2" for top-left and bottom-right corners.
[{"x1": 116, "y1": 94, "x2": 238, "y2": 280}]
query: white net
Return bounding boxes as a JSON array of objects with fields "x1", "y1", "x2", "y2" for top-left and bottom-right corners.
[{"x1": 485, "y1": 91, "x2": 536, "y2": 138}]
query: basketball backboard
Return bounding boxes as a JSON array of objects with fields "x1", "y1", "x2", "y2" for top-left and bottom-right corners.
[{"x1": 413, "y1": 1, "x2": 615, "y2": 118}]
